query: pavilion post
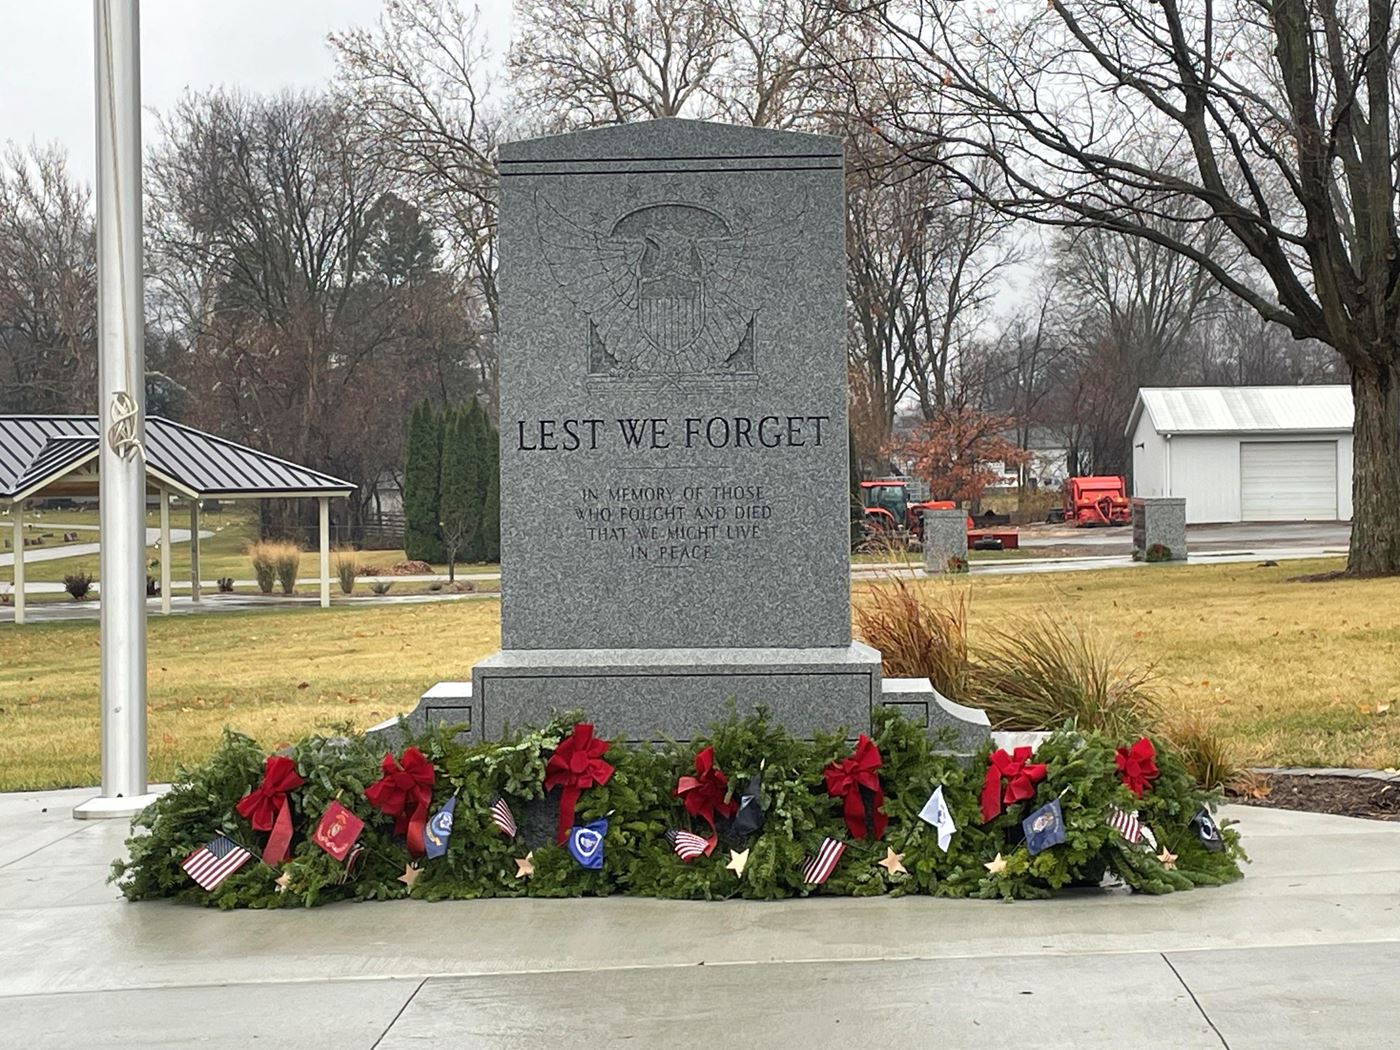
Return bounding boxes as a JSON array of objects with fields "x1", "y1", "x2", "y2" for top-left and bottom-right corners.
[
  {"x1": 74, "y1": 0, "x2": 156, "y2": 820},
  {"x1": 319, "y1": 496, "x2": 331, "y2": 608},
  {"x1": 11, "y1": 499, "x2": 23, "y2": 626},
  {"x1": 158, "y1": 487, "x2": 171, "y2": 614},
  {"x1": 189, "y1": 500, "x2": 201, "y2": 603}
]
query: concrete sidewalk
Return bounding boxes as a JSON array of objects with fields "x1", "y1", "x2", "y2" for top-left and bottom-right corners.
[{"x1": 2, "y1": 790, "x2": 1397, "y2": 1049}]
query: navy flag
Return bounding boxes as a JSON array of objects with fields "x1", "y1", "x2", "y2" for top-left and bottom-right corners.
[
  {"x1": 424, "y1": 796, "x2": 456, "y2": 859},
  {"x1": 1022, "y1": 799, "x2": 1067, "y2": 856},
  {"x1": 567, "y1": 818, "x2": 608, "y2": 870}
]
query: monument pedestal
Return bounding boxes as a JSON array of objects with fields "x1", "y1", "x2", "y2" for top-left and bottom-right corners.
[{"x1": 472, "y1": 644, "x2": 881, "y2": 743}]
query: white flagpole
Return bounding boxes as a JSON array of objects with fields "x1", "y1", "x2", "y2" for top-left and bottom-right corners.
[{"x1": 75, "y1": 0, "x2": 157, "y2": 819}]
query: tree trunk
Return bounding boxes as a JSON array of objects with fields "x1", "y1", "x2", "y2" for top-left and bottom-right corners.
[{"x1": 1347, "y1": 359, "x2": 1400, "y2": 575}]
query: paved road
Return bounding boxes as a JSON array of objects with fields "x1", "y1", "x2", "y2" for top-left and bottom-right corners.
[
  {"x1": 0, "y1": 793, "x2": 1394, "y2": 1048},
  {"x1": 1019, "y1": 520, "x2": 1351, "y2": 551},
  {"x1": 0, "y1": 527, "x2": 212, "y2": 568}
]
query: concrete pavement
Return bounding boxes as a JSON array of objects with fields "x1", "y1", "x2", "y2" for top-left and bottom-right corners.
[
  {"x1": 1, "y1": 789, "x2": 1396, "y2": 1048},
  {"x1": 0, "y1": 526, "x2": 212, "y2": 569}
]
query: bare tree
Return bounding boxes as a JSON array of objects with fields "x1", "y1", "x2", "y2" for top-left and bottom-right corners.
[
  {"x1": 851, "y1": 0, "x2": 1400, "y2": 574},
  {"x1": 0, "y1": 144, "x2": 96, "y2": 413},
  {"x1": 331, "y1": 1, "x2": 502, "y2": 403}
]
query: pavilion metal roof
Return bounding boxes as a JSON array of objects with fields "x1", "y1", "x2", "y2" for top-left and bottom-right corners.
[
  {"x1": 1127, "y1": 386, "x2": 1353, "y2": 437},
  {"x1": 0, "y1": 415, "x2": 354, "y2": 502}
]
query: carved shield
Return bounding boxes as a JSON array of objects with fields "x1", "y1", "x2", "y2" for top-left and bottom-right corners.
[{"x1": 638, "y1": 273, "x2": 705, "y2": 355}]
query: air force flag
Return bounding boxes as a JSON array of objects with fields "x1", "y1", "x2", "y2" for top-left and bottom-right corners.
[
  {"x1": 918, "y1": 785, "x2": 957, "y2": 852},
  {"x1": 567, "y1": 818, "x2": 609, "y2": 870},
  {"x1": 423, "y1": 796, "x2": 456, "y2": 860}
]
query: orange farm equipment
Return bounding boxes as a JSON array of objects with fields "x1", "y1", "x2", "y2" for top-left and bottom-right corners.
[
  {"x1": 859, "y1": 479, "x2": 1018, "y2": 549},
  {"x1": 1063, "y1": 475, "x2": 1132, "y2": 526}
]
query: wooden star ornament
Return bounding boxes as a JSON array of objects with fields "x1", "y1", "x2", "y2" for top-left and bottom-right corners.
[
  {"x1": 984, "y1": 852, "x2": 1008, "y2": 876},
  {"x1": 877, "y1": 847, "x2": 907, "y2": 876},
  {"x1": 725, "y1": 848, "x2": 749, "y2": 878},
  {"x1": 273, "y1": 870, "x2": 293, "y2": 894},
  {"x1": 398, "y1": 863, "x2": 421, "y2": 888},
  {"x1": 514, "y1": 851, "x2": 535, "y2": 879},
  {"x1": 1156, "y1": 847, "x2": 1178, "y2": 870}
]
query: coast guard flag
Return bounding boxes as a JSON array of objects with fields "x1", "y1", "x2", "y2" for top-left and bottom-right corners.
[
  {"x1": 424, "y1": 796, "x2": 456, "y2": 859},
  {"x1": 567, "y1": 818, "x2": 609, "y2": 870},
  {"x1": 1022, "y1": 799, "x2": 1067, "y2": 856},
  {"x1": 918, "y1": 785, "x2": 957, "y2": 852}
]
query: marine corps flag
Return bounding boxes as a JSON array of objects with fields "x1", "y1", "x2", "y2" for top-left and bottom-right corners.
[{"x1": 312, "y1": 801, "x2": 364, "y2": 863}]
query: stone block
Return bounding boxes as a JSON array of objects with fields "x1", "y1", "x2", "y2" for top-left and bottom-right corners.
[
  {"x1": 1132, "y1": 497, "x2": 1187, "y2": 561},
  {"x1": 880, "y1": 677, "x2": 990, "y2": 753},
  {"x1": 922, "y1": 508, "x2": 969, "y2": 574}
]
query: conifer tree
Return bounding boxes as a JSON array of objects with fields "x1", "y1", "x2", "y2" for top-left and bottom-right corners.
[
  {"x1": 438, "y1": 407, "x2": 477, "y2": 582},
  {"x1": 480, "y1": 418, "x2": 500, "y2": 562},
  {"x1": 462, "y1": 399, "x2": 491, "y2": 562},
  {"x1": 403, "y1": 401, "x2": 445, "y2": 562}
]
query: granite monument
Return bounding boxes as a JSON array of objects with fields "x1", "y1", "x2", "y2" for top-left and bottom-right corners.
[{"x1": 380, "y1": 118, "x2": 987, "y2": 749}]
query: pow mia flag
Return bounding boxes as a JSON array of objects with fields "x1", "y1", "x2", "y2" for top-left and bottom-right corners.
[{"x1": 1191, "y1": 806, "x2": 1225, "y2": 853}]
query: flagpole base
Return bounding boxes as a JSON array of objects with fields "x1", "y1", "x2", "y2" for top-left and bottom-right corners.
[{"x1": 73, "y1": 792, "x2": 162, "y2": 821}]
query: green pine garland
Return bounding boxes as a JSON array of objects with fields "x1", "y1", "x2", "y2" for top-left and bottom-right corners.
[{"x1": 110, "y1": 708, "x2": 1245, "y2": 908}]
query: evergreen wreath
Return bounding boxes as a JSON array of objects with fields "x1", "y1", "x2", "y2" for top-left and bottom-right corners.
[{"x1": 111, "y1": 707, "x2": 1245, "y2": 908}]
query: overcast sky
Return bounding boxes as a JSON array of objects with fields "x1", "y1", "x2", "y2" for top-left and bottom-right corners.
[{"x1": 0, "y1": 1, "x2": 513, "y2": 188}]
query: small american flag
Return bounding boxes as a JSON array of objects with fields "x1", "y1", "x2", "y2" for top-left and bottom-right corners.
[
  {"x1": 666, "y1": 828, "x2": 711, "y2": 862},
  {"x1": 181, "y1": 834, "x2": 252, "y2": 890},
  {"x1": 801, "y1": 837, "x2": 846, "y2": 885},
  {"x1": 489, "y1": 796, "x2": 518, "y2": 838},
  {"x1": 1108, "y1": 806, "x2": 1143, "y2": 844},
  {"x1": 334, "y1": 844, "x2": 366, "y2": 885}
]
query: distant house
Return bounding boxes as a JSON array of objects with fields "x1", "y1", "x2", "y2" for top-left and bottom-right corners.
[{"x1": 1127, "y1": 386, "x2": 1353, "y2": 524}]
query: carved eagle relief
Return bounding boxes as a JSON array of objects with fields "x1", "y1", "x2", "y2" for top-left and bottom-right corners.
[{"x1": 535, "y1": 190, "x2": 798, "y2": 381}]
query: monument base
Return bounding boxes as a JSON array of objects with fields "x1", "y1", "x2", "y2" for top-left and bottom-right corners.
[
  {"x1": 370, "y1": 647, "x2": 993, "y2": 752},
  {"x1": 471, "y1": 644, "x2": 882, "y2": 743}
]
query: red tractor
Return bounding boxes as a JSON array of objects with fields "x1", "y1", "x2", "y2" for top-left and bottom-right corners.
[{"x1": 1061, "y1": 475, "x2": 1132, "y2": 526}]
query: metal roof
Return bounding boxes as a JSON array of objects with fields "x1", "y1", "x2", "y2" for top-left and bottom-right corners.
[
  {"x1": 0, "y1": 415, "x2": 354, "y2": 501},
  {"x1": 1127, "y1": 386, "x2": 1353, "y2": 437}
]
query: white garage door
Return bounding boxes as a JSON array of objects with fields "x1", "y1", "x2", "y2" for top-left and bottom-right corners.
[{"x1": 1240, "y1": 441, "x2": 1338, "y2": 520}]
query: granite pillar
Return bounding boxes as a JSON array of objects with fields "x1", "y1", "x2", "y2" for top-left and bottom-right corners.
[
  {"x1": 1132, "y1": 497, "x2": 1187, "y2": 561},
  {"x1": 922, "y1": 508, "x2": 969, "y2": 574}
]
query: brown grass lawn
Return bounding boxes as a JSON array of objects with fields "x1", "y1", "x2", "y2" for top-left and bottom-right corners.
[{"x1": 1, "y1": 557, "x2": 1397, "y2": 790}]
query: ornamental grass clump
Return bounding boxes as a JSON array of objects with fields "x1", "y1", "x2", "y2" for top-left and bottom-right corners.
[
  {"x1": 334, "y1": 548, "x2": 358, "y2": 595},
  {"x1": 247, "y1": 542, "x2": 278, "y2": 594},
  {"x1": 853, "y1": 576, "x2": 972, "y2": 700},
  {"x1": 1163, "y1": 714, "x2": 1240, "y2": 792},
  {"x1": 967, "y1": 617, "x2": 1161, "y2": 739}
]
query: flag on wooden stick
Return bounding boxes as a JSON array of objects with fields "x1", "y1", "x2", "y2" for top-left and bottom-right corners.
[
  {"x1": 181, "y1": 834, "x2": 252, "y2": 890},
  {"x1": 801, "y1": 838, "x2": 846, "y2": 885}
]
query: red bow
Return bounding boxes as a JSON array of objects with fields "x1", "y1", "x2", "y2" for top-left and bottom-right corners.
[
  {"x1": 365, "y1": 748, "x2": 436, "y2": 857},
  {"x1": 544, "y1": 723, "x2": 614, "y2": 844},
  {"x1": 675, "y1": 746, "x2": 736, "y2": 851},
  {"x1": 236, "y1": 754, "x2": 304, "y2": 865},
  {"x1": 980, "y1": 747, "x2": 1048, "y2": 822},
  {"x1": 1116, "y1": 737, "x2": 1160, "y2": 798},
  {"x1": 823, "y1": 734, "x2": 887, "y2": 840}
]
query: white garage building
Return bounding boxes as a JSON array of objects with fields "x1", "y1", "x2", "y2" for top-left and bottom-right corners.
[{"x1": 1127, "y1": 386, "x2": 1353, "y2": 524}]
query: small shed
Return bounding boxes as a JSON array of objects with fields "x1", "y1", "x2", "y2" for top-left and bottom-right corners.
[
  {"x1": 1, "y1": 414, "x2": 354, "y2": 624},
  {"x1": 1126, "y1": 386, "x2": 1353, "y2": 524}
]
